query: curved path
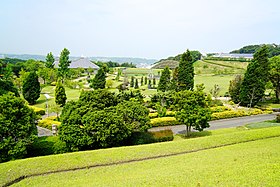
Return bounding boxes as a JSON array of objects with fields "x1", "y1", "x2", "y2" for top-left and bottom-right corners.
[{"x1": 149, "y1": 113, "x2": 279, "y2": 134}]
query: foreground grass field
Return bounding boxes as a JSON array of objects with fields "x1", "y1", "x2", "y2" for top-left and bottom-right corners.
[
  {"x1": 1, "y1": 126, "x2": 280, "y2": 186},
  {"x1": 15, "y1": 136, "x2": 280, "y2": 186}
]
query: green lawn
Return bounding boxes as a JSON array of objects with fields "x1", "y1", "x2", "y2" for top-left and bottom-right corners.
[
  {"x1": 194, "y1": 74, "x2": 234, "y2": 96},
  {"x1": 1, "y1": 126, "x2": 280, "y2": 186},
  {"x1": 15, "y1": 136, "x2": 280, "y2": 186},
  {"x1": 246, "y1": 120, "x2": 280, "y2": 129}
]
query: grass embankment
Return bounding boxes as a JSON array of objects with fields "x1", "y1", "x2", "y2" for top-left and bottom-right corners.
[
  {"x1": 1, "y1": 126, "x2": 280, "y2": 186},
  {"x1": 15, "y1": 136, "x2": 280, "y2": 186}
]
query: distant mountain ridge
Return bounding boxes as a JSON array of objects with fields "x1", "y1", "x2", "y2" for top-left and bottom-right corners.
[{"x1": 0, "y1": 53, "x2": 157, "y2": 68}]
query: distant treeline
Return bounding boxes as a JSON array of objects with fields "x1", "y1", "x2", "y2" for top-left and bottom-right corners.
[
  {"x1": 156, "y1": 50, "x2": 202, "y2": 64},
  {"x1": 230, "y1": 44, "x2": 280, "y2": 58},
  {"x1": 94, "y1": 61, "x2": 136, "y2": 68}
]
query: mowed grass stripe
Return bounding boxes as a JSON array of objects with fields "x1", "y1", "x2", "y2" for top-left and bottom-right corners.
[
  {"x1": 1, "y1": 127, "x2": 280, "y2": 186},
  {"x1": 202, "y1": 59, "x2": 245, "y2": 69},
  {"x1": 15, "y1": 136, "x2": 280, "y2": 187}
]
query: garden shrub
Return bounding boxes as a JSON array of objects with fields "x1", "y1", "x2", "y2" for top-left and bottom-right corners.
[
  {"x1": 150, "y1": 117, "x2": 182, "y2": 127},
  {"x1": 211, "y1": 109, "x2": 266, "y2": 120},
  {"x1": 126, "y1": 130, "x2": 174, "y2": 145},
  {"x1": 276, "y1": 114, "x2": 280, "y2": 123},
  {"x1": 209, "y1": 99, "x2": 224, "y2": 107},
  {"x1": 27, "y1": 136, "x2": 68, "y2": 157},
  {"x1": 29, "y1": 106, "x2": 45, "y2": 115},
  {"x1": 210, "y1": 106, "x2": 232, "y2": 113},
  {"x1": 38, "y1": 116, "x2": 61, "y2": 130},
  {"x1": 149, "y1": 111, "x2": 176, "y2": 119},
  {"x1": 150, "y1": 129, "x2": 174, "y2": 142}
]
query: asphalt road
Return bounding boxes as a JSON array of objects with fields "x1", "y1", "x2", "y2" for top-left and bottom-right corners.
[{"x1": 149, "y1": 113, "x2": 279, "y2": 134}]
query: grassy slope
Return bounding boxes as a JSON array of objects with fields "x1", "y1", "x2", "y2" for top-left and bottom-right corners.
[
  {"x1": 194, "y1": 75, "x2": 233, "y2": 96},
  {"x1": 15, "y1": 137, "x2": 280, "y2": 187},
  {"x1": 1, "y1": 126, "x2": 280, "y2": 186}
]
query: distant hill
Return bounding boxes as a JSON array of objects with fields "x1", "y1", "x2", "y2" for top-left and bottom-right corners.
[
  {"x1": 152, "y1": 50, "x2": 201, "y2": 69},
  {"x1": 0, "y1": 53, "x2": 157, "y2": 68},
  {"x1": 230, "y1": 44, "x2": 280, "y2": 58},
  {"x1": 152, "y1": 60, "x2": 179, "y2": 69}
]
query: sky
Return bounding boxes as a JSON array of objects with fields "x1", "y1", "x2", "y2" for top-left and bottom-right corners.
[{"x1": 1, "y1": 0, "x2": 280, "y2": 59}]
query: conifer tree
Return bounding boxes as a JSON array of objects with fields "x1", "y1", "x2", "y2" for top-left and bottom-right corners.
[
  {"x1": 141, "y1": 76, "x2": 144, "y2": 86},
  {"x1": 22, "y1": 71, "x2": 40, "y2": 105},
  {"x1": 144, "y1": 76, "x2": 148, "y2": 85},
  {"x1": 157, "y1": 66, "x2": 171, "y2": 92},
  {"x1": 55, "y1": 81, "x2": 67, "y2": 106},
  {"x1": 130, "y1": 76, "x2": 134, "y2": 87},
  {"x1": 45, "y1": 52, "x2": 55, "y2": 68},
  {"x1": 240, "y1": 45, "x2": 269, "y2": 107},
  {"x1": 90, "y1": 68, "x2": 106, "y2": 89},
  {"x1": 153, "y1": 78, "x2": 156, "y2": 86},
  {"x1": 177, "y1": 50, "x2": 194, "y2": 91},
  {"x1": 134, "y1": 78, "x2": 139, "y2": 89}
]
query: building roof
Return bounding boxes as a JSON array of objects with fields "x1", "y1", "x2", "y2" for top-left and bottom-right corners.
[
  {"x1": 212, "y1": 53, "x2": 254, "y2": 59},
  {"x1": 55, "y1": 58, "x2": 100, "y2": 69}
]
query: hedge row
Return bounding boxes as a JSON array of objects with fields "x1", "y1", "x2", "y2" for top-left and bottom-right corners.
[
  {"x1": 127, "y1": 130, "x2": 174, "y2": 145},
  {"x1": 29, "y1": 106, "x2": 45, "y2": 115},
  {"x1": 149, "y1": 111, "x2": 176, "y2": 119},
  {"x1": 211, "y1": 109, "x2": 266, "y2": 120},
  {"x1": 210, "y1": 106, "x2": 232, "y2": 113},
  {"x1": 150, "y1": 109, "x2": 270, "y2": 127},
  {"x1": 150, "y1": 107, "x2": 232, "y2": 119},
  {"x1": 150, "y1": 117, "x2": 181, "y2": 127},
  {"x1": 38, "y1": 116, "x2": 61, "y2": 130}
]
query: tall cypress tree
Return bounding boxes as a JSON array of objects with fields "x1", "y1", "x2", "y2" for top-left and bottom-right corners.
[
  {"x1": 130, "y1": 76, "x2": 134, "y2": 87},
  {"x1": 22, "y1": 71, "x2": 40, "y2": 105},
  {"x1": 157, "y1": 66, "x2": 171, "y2": 92},
  {"x1": 55, "y1": 81, "x2": 67, "y2": 106},
  {"x1": 177, "y1": 50, "x2": 194, "y2": 91},
  {"x1": 134, "y1": 78, "x2": 139, "y2": 89},
  {"x1": 240, "y1": 45, "x2": 269, "y2": 107},
  {"x1": 141, "y1": 76, "x2": 144, "y2": 86},
  {"x1": 90, "y1": 68, "x2": 106, "y2": 89},
  {"x1": 144, "y1": 77, "x2": 148, "y2": 85}
]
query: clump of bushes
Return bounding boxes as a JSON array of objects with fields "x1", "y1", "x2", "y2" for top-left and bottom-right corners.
[
  {"x1": 38, "y1": 116, "x2": 61, "y2": 130},
  {"x1": 126, "y1": 129, "x2": 174, "y2": 145},
  {"x1": 150, "y1": 117, "x2": 182, "y2": 127},
  {"x1": 29, "y1": 106, "x2": 45, "y2": 115}
]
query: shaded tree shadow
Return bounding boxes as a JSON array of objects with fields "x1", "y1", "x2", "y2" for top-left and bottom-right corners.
[{"x1": 177, "y1": 130, "x2": 212, "y2": 139}]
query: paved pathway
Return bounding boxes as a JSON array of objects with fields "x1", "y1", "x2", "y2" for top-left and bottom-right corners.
[
  {"x1": 149, "y1": 113, "x2": 279, "y2": 134},
  {"x1": 37, "y1": 126, "x2": 52, "y2": 137}
]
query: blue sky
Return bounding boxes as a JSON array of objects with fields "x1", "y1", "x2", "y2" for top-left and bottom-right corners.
[{"x1": 1, "y1": 0, "x2": 280, "y2": 59}]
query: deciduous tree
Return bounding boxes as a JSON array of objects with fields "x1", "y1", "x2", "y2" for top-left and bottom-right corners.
[{"x1": 0, "y1": 93, "x2": 37, "y2": 162}]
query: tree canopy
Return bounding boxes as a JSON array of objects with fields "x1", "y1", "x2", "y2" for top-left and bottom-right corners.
[
  {"x1": 90, "y1": 67, "x2": 106, "y2": 89},
  {"x1": 59, "y1": 90, "x2": 150, "y2": 151},
  {"x1": 22, "y1": 71, "x2": 40, "y2": 105},
  {"x1": 177, "y1": 50, "x2": 194, "y2": 91},
  {"x1": 0, "y1": 93, "x2": 37, "y2": 162},
  {"x1": 240, "y1": 45, "x2": 270, "y2": 107},
  {"x1": 157, "y1": 66, "x2": 171, "y2": 92}
]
